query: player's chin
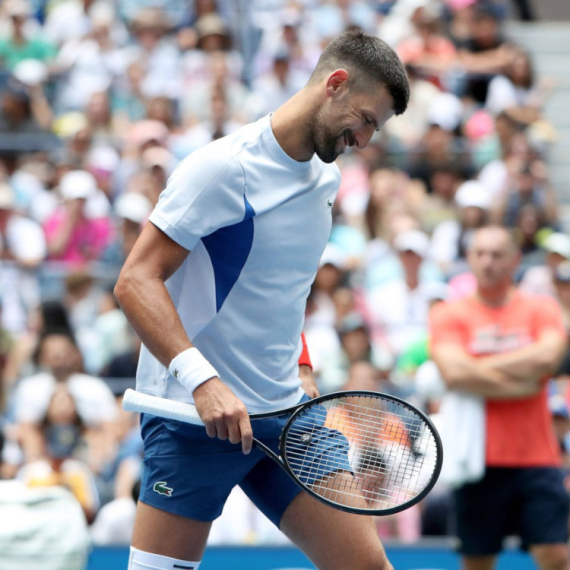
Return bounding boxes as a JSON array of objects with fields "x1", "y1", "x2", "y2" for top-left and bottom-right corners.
[{"x1": 316, "y1": 146, "x2": 341, "y2": 164}]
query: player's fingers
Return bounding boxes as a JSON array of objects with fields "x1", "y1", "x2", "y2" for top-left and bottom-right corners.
[
  {"x1": 239, "y1": 416, "x2": 253, "y2": 455},
  {"x1": 203, "y1": 420, "x2": 217, "y2": 439},
  {"x1": 215, "y1": 419, "x2": 229, "y2": 440},
  {"x1": 227, "y1": 417, "x2": 242, "y2": 446}
]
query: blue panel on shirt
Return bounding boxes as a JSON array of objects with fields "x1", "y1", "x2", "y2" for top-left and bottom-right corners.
[{"x1": 202, "y1": 195, "x2": 256, "y2": 312}]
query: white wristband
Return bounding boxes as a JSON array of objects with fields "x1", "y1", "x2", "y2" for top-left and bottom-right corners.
[{"x1": 168, "y1": 348, "x2": 219, "y2": 395}]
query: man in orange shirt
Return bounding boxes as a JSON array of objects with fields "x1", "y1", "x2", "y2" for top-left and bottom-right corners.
[{"x1": 429, "y1": 225, "x2": 570, "y2": 570}]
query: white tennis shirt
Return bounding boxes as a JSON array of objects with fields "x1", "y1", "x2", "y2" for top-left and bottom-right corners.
[{"x1": 136, "y1": 114, "x2": 340, "y2": 413}]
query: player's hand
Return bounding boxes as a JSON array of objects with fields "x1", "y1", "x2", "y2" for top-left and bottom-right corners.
[
  {"x1": 193, "y1": 377, "x2": 253, "y2": 454},
  {"x1": 299, "y1": 364, "x2": 319, "y2": 399}
]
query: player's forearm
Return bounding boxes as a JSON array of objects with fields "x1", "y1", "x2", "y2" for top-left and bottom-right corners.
[
  {"x1": 432, "y1": 349, "x2": 539, "y2": 399},
  {"x1": 114, "y1": 271, "x2": 192, "y2": 367},
  {"x1": 482, "y1": 336, "x2": 566, "y2": 381}
]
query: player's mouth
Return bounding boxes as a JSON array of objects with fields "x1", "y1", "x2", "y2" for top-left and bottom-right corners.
[{"x1": 343, "y1": 130, "x2": 356, "y2": 150}]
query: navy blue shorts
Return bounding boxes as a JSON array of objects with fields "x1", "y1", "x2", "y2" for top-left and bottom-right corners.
[
  {"x1": 138, "y1": 398, "x2": 352, "y2": 527},
  {"x1": 453, "y1": 467, "x2": 569, "y2": 555}
]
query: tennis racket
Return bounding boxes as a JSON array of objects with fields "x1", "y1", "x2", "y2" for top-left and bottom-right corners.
[{"x1": 122, "y1": 388, "x2": 443, "y2": 516}]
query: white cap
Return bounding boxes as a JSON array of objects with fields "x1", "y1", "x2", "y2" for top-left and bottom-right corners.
[
  {"x1": 87, "y1": 146, "x2": 120, "y2": 172},
  {"x1": 0, "y1": 183, "x2": 15, "y2": 209},
  {"x1": 5, "y1": 0, "x2": 31, "y2": 17},
  {"x1": 428, "y1": 92, "x2": 464, "y2": 132},
  {"x1": 114, "y1": 193, "x2": 152, "y2": 224},
  {"x1": 393, "y1": 229, "x2": 429, "y2": 258},
  {"x1": 455, "y1": 180, "x2": 492, "y2": 210},
  {"x1": 59, "y1": 170, "x2": 97, "y2": 201},
  {"x1": 543, "y1": 232, "x2": 570, "y2": 259},
  {"x1": 319, "y1": 243, "x2": 347, "y2": 269}
]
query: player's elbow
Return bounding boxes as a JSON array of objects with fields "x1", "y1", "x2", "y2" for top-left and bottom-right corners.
[
  {"x1": 114, "y1": 267, "x2": 139, "y2": 309},
  {"x1": 533, "y1": 343, "x2": 567, "y2": 376}
]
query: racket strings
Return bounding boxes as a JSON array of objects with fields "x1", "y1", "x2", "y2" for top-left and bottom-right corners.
[{"x1": 283, "y1": 395, "x2": 440, "y2": 512}]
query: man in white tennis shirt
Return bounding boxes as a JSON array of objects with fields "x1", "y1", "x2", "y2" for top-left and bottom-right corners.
[{"x1": 115, "y1": 29, "x2": 409, "y2": 570}]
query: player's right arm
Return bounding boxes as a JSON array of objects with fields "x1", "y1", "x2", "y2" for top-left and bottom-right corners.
[
  {"x1": 431, "y1": 343, "x2": 540, "y2": 399},
  {"x1": 114, "y1": 221, "x2": 253, "y2": 453}
]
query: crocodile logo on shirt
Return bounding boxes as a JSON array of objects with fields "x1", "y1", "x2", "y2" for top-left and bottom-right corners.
[
  {"x1": 327, "y1": 199, "x2": 334, "y2": 207},
  {"x1": 153, "y1": 481, "x2": 173, "y2": 497}
]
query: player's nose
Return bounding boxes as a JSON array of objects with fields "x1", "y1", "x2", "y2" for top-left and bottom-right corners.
[{"x1": 355, "y1": 127, "x2": 375, "y2": 150}]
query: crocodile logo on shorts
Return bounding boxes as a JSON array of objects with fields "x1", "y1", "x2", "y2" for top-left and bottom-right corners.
[{"x1": 153, "y1": 481, "x2": 173, "y2": 497}]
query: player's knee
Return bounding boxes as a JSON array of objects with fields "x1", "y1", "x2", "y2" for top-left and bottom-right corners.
[{"x1": 533, "y1": 543, "x2": 570, "y2": 570}]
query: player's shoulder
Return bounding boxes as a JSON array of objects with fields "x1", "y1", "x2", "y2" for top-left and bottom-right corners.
[
  {"x1": 514, "y1": 290, "x2": 559, "y2": 311},
  {"x1": 172, "y1": 119, "x2": 266, "y2": 179}
]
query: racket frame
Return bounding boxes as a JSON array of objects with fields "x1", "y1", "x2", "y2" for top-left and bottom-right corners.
[{"x1": 275, "y1": 390, "x2": 443, "y2": 516}]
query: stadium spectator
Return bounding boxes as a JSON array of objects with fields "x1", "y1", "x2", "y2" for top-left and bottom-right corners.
[
  {"x1": 3, "y1": 299, "x2": 72, "y2": 393},
  {"x1": 16, "y1": 383, "x2": 100, "y2": 523},
  {"x1": 102, "y1": 192, "x2": 152, "y2": 268},
  {"x1": 519, "y1": 232, "x2": 570, "y2": 299},
  {"x1": 455, "y1": 3, "x2": 516, "y2": 104},
  {"x1": 120, "y1": 7, "x2": 181, "y2": 101},
  {"x1": 430, "y1": 179, "x2": 492, "y2": 278},
  {"x1": 44, "y1": 170, "x2": 113, "y2": 265},
  {"x1": 11, "y1": 330, "x2": 117, "y2": 462},
  {"x1": 0, "y1": 0, "x2": 56, "y2": 71},
  {"x1": 366, "y1": 229, "x2": 443, "y2": 356},
  {"x1": 485, "y1": 47, "x2": 553, "y2": 125},
  {"x1": 396, "y1": 5, "x2": 457, "y2": 89},
  {"x1": 430, "y1": 225, "x2": 570, "y2": 570},
  {"x1": 491, "y1": 158, "x2": 558, "y2": 231},
  {"x1": 417, "y1": 162, "x2": 464, "y2": 234},
  {"x1": 0, "y1": 81, "x2": 51, "y2": 137},
  {"x1": 0, "y1": 181, "x2": 46, "y2": 335},
  {"x1": 319, "y1": 312, "x2": 393, "y2": 394},
  {"x1": 53, "y1": 5, "x2": 122, "y2": 113}
]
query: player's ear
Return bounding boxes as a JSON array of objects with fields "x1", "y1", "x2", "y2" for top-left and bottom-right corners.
[{"x1": 325, "y1": 69, "x2": 349, "y2": 97}]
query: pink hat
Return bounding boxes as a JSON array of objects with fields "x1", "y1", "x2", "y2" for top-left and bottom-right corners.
[
  {"x1": 464, "y1": 110, "x2": 495, "y2": 140},
  {"x1": 446, "y1": 0, "x2": 477, "y2": 10},
  {"x1": 128, "y1": 120, "x2": 169, "y2": 148}
]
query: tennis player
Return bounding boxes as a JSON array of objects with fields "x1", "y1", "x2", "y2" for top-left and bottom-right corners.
[{"x1": 115, "y1": 29, "x2": 409, "y2": 570}]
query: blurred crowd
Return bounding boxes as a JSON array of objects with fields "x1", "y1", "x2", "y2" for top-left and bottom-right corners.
[{"x1": 0, "y1": 0, "x2": 568, "y2": 549}]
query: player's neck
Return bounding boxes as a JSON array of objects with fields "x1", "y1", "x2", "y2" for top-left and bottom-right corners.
[
  {"x1": 270, "y1": 89, "x2": 316, "y2": 163},
  {"x1": 475, "y1": 284, "x2": 515, "y2": 308}
]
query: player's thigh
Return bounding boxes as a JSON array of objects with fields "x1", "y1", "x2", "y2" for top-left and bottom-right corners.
[
  {"x1": 279, "y1": 476, "x2": 392, "y2": 570},
  {"x1": 131, "y1": 501, "x2": 212, "y2": 561},
  {"x1": 531, "y1": 543, "x2": 570, "y2": 570}
]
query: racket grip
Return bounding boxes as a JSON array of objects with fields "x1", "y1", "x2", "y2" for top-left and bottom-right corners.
[{"x1": 122, "y1": 389, "x2": 204, "y2": 426}]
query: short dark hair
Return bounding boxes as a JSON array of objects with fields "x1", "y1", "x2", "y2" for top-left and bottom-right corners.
[{"x1": 309, "y1": 29, "x2": 410, "y2": 116}]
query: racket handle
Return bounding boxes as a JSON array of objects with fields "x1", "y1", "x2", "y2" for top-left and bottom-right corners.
[{"x1": 122, "y1": 389, "x2": 204, "y2": 426}]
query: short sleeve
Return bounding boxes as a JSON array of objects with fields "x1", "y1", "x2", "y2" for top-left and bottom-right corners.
[
  {"x1": 532, "y1": 296, "x2": 567, "y2": 338},
  {"x1": 149, "y1": 150, "x2": 246, "y2": 251},
  {"x1": 428, "y1": 301, "x2": 468, "y2": 351}
]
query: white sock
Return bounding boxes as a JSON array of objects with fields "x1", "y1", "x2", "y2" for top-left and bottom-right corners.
[{"x1": 128, "y1": 546, "x2": 200, "y2": 570}]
